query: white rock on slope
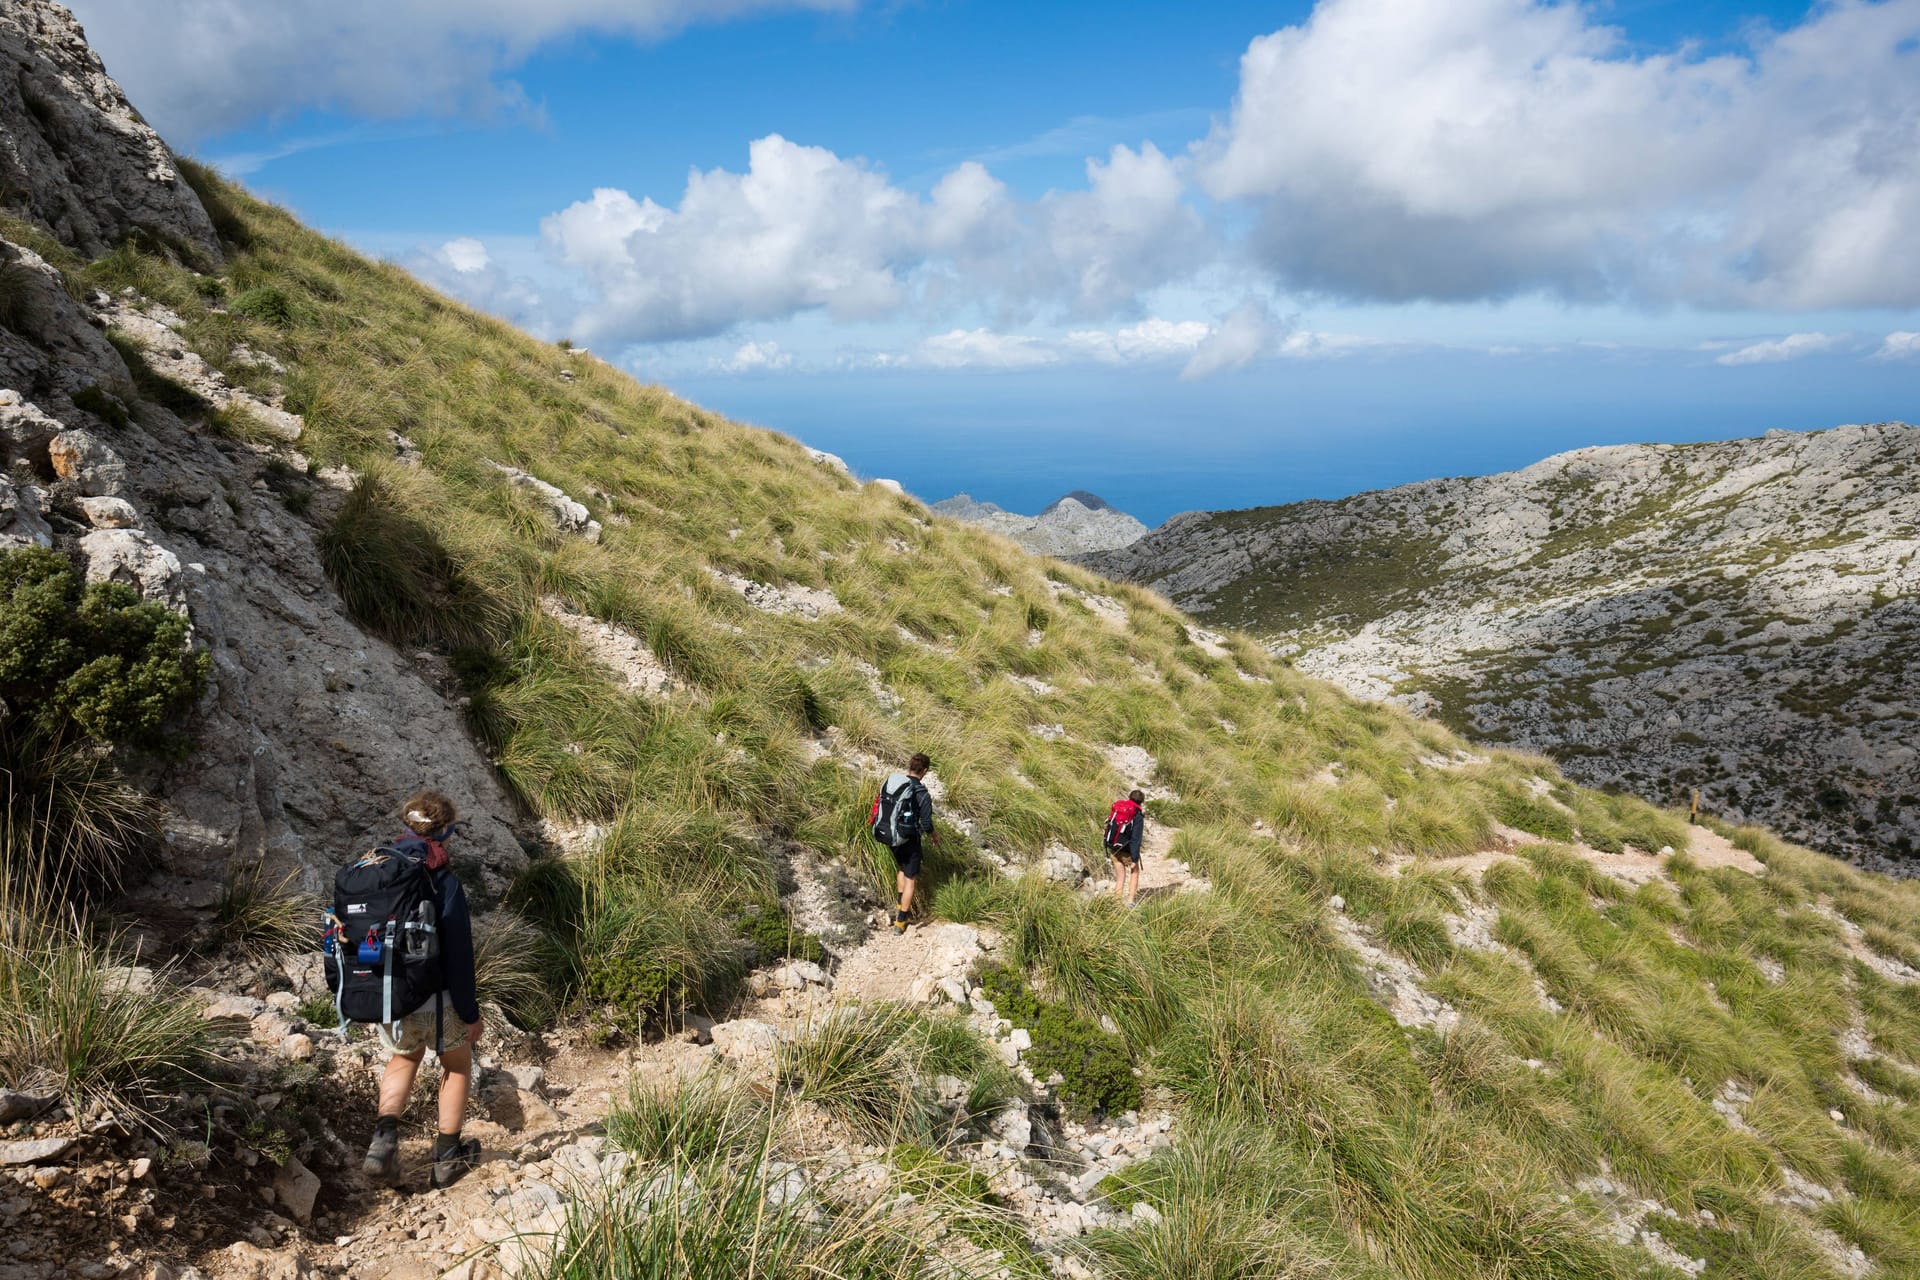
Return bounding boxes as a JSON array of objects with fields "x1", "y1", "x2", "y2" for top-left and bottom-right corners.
[{"x1": 0, "y1": 1, "x2": 222, "y2": 260}]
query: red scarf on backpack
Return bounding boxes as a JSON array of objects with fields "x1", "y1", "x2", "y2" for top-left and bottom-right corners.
[{"x1": 396, "y1": 833, "x2": 451, "y2": 872}]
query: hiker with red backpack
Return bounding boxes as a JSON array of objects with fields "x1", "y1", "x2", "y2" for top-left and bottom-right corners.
[
  {"x1": 871, "y1": 752, "x2": 939, "y2": 934},
  {"x1": 1104, "y1": 789, "x2": 1146, "y2": 907},
  {"x1": 324, "y1": 789, "x2": 484, "y2": 1189}
]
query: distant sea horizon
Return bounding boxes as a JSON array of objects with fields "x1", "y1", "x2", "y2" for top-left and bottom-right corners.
[{"x1": 673, "y1": 356, "x2": 1919, "y2": 528}]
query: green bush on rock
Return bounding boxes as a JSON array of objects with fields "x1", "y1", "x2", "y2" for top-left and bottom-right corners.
[{"x1": 980, "y1": 962, "x2": 1140, "y2": 1117}]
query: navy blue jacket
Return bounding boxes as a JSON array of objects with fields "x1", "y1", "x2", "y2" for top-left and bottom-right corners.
[{"x1": 392, "y1": 834, "x2": 481, "y2": 1025}]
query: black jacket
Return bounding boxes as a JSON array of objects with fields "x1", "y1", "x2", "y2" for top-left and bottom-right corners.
[{"x1": 392, "y1": 834, "x2": 480, "y2": 1024}]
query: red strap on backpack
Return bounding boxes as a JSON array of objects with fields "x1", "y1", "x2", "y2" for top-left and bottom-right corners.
[{"x1": 394, "y1": 834, "x2": 450, "y2": 872}]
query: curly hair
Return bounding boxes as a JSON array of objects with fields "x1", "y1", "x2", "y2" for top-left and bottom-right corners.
[{"x1": 402, "y1": 789, "x2": 458, "y2": 835}]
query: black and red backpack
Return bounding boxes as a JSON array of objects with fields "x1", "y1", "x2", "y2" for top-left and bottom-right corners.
[
  {"x1": 322, "y1": 843, "x2": 444, "y2": 1042},
  {"x1": 1103, "y1": 798, "x2": 1142, "y2": 851}
]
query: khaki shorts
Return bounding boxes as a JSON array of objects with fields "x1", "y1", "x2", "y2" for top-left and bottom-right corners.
[{"x1": 374, "y1": 992, "x2": 470, "y2": 1059}]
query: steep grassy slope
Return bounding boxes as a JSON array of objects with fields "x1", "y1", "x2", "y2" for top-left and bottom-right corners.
[
  {"x1": 39, "y1": 168, "x2": 1920, "y2": 1279},
  {"x1": 1087, "y1": 431, "x2": 1920, "y2": 870}
]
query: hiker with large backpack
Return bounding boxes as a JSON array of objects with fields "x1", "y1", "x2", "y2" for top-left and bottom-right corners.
[
  {"x1": 324, "y1": 789, "x2": 484, "y2": 1189},
  {"x1": 1104, "y1": 789, "x2": 1146, "y2": 907},
  {"x1": 871, "y1": 752, "x2": 939, "y2": 934}
]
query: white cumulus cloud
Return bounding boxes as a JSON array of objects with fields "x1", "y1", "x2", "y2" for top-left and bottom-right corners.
[
  {"x1": 1876, "y1": 331, "x2": 1920, "y2": 361},
  {"x1": 1182, "y1": 301, "x2": 1287, "y2": 380},
  {"x1": 1714, "y1": 333, "x2": 1844, "y2": 366},
  {"x1": 1197, "y1": 0, "x2": 1920, "y2": 310},
  {"x1": 440, "y1": 237, "x2": 492, "y2": 274},
  {"x1": 719, "y1": 341, "x2": 794, "y2": 373},
  {"x1": 65, "y1": 0, "x2": 859, "y2": 142},
  {"x1": 542, "y1": 136, "x2": 1206, "y2": 346},
  {"x1": 403, "y1": 237, "x2": 558, "y2": 336}
]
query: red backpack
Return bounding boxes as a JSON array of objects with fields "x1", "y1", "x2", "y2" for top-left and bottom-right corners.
[{"x1": 1103, "y1": 799, "x2": 1141, "y2": 851}]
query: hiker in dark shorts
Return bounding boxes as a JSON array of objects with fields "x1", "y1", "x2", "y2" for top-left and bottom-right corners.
[
  {"x1": 1104, "y1": 789, "x2": 1146, "y2": 907},
  {"x1": 360, "y1": 790, "x2": 484, "y2": 1189},
  {"x1": 876, "y1": 752, "x2": 939, "y2": 934}
]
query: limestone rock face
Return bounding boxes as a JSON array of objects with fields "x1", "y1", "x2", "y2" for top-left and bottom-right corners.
[
  {"x1": 933, "y1": 491, "x2": 1148, "y2": 557},
  {"x1": 0, "y1": 4, "x2": 530, "y2": 900},
  {"x1": 1089, "y1": 424, "x2": 1920, "y2": 872},
  {"x1": 0, "y1": 1, "x2": 220, "y2": 260}
]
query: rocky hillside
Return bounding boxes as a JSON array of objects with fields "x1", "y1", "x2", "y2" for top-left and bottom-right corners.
[
  {"x1": 13, "y1": 7, "x2": 1920, "y2": 1280},
  {"x1": 1086, "y1": 426, "x2": 1920, "y2": 871},
  {"x1": 932, "y1": 490, "x2": 1149, "y2": 557}
]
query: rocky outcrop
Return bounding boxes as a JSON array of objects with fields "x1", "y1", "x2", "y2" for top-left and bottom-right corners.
[
  {"x1": 0, "y1": 1, "x2": 220, "y2": 260},
  {"x1": 1090, "y1": 425, "x2": 1920, "y2": 870},
  {"x1": 933, "y1": 490, "x2": 1148, "y2": 557},
  {"x1": 0, "y1": 1, "x2": 527, "y2": 898}
]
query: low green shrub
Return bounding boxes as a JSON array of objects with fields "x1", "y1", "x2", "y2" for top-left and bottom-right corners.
[
  {"x1": 0, "y1": 547, "x2": 207, "y2": 748},
  {"x1": 230, "y1": 285, "x2": 292, "y2": 325},
  {"x1": 0, "y1": 548, "x2": 206, "y2": 884},
  {"x1": 738, "y1": 903, "x2": 824, "y2": 965},
  {"x1": 979, "y1": 962, "x2": 1140, "y2": 1117}
]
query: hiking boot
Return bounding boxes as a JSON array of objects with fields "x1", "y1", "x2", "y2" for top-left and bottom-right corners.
[
  {"x1": 891, "y1": 909, "x2": 909, "y2": 935},
  {"x1": 362, "y1": 1118, "x2": 400, "y2": 1182},
  {"x1": 431, "y1": 1134, "x2": 482, "y2": 1189}
]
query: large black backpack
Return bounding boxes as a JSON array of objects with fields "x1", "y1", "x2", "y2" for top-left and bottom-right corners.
[
  {"x1": 869, "y1": 774, "x2": 921, "y2": 849},
  {"x1": 323, "y1": 845, "x2": 444, "y2": 1042}
]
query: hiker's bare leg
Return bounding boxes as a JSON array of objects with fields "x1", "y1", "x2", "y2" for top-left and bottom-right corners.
[
  {"x1": 1124, "y1": 862, "x2": 1140, "y2": 905},
  {"x1": 1111, "y1": 857, "x2": 1128, "y2": 899},
  {"x1": 437, "y1": 1043, "x2": 473, "y2": 1135},
  {"x1": 378, "y1": 1049, "x2": 425, "y2": 1118},
  {"x1": 897, "y1": 869, "x2": 917, "y2": 915}
]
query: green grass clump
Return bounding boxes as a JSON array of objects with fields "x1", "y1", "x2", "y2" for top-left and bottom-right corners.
[
  {"x1": 545, "y1": 1090, "x2": 983, "y2": 1280},
  {"x1": 230, "y1": 284, "x2": 292, "y2": 324},
  {"x1": 979, "y1": 962, "x2": 1140, "y2": 1117},
  {"x1": 210, "y1": 861, "x2": 312, "y2": 963},
  {"x1": 0, "y1": 841, "x2": 217, "y2": 1116},
  {"x1": 1495, "y1": 787, "x2": 1576, "y2": 842},
  {"x1": 776, "y1": 1002, "x2": 1007, "y2": 1143}
]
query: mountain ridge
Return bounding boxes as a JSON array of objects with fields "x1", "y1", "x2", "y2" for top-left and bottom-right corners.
[{"x1": 1086, "y1": 422, "x2": 1920, "y2": 872}]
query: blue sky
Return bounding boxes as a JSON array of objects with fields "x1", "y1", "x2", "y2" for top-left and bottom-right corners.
[{"x1": 69, "y1": 0, "x2": 1920, "y2": 523}]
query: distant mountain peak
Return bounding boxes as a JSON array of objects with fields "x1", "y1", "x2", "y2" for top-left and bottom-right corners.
[
  {"x1": 1042, "y1": 490, "x2": 1111, "y2": 514},
  {"x1": 933, "y1": 489, "x2": 1147, "y2": 556}
]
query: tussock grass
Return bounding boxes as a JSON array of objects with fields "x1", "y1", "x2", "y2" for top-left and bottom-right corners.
[
  {"x1": 543, "y1": 1098, "x2": 989, "y2": 1279},
  {"x1": 0, "y1": 839, "x2": 216, "y2": 1116},
  {"x1": 776, "y1": 1003, "x2": 1008, "y2": 1143},
  {"x1": 211, "y1": 860, "x2": 313, "y2": 963},
  {"x1": 58, "y1": 164, "x2": 1920, "y2": 1277}
]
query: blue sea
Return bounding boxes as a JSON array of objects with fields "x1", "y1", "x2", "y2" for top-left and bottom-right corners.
[{"x1": 674, "y1": 350, "x2": 1920, "y2": 528}]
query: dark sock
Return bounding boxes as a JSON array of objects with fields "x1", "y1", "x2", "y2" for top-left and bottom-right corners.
[
  {"x1": 433, "y1": 1130, "x2": 463, "y2": 1159},
  {"x1": 374, "y1": 1115, "x2": 399, "y2": 1137}
]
